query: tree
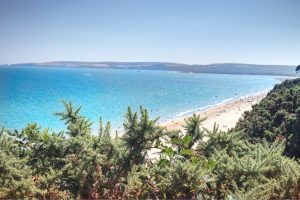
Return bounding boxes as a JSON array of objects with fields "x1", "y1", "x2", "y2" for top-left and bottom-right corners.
[
  {"x1": 122, "y1": 106, "x2": 164, "y2": 172},
  {"x1": 184, "y1": 114, "x2": 206, "y2": 149},
  {"x1": 212, "y1": 140, "x2": 300, "y2": 199},
  {"x1": 296, "y1": 65, "x2": 300, "y2": 73},
  {"x1": 55, "y1": 100, "x2": 92, "y2": 137}
]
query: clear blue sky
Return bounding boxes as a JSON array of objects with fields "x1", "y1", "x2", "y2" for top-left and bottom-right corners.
[{"x1": 0, "y1": 0, "x2": 299, "y2": 65}]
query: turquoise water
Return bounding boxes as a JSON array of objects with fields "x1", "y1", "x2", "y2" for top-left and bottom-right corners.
[{"x1": 0, "y1": 66, "x2": 279, "y2": 132}]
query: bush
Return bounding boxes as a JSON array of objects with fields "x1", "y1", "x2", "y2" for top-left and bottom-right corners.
[{"x1": 235, "y1": 78, "x2": 300, "y2": 158}]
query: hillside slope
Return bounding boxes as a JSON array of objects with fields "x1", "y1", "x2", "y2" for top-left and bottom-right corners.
[{"x1": 235, "y1": 78, "x2": 300, "y2": 157}]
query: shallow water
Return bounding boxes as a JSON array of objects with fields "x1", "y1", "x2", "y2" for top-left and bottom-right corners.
[{"x1": 0, "y1": 66, "x2": 279, "y2": 132}]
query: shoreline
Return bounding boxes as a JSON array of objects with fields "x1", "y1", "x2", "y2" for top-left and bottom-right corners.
[{"x1": 161, "y1": 91, "x2": 268, "y2": 132}]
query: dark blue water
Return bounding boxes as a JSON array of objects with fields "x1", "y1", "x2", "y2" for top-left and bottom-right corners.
[{"x1": 0, "y1": 66, "x2": 279, "y2": 132}]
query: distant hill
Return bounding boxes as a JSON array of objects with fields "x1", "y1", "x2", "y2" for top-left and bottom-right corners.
[{"x1": 12, "y1": 61, "x2": 296, "y2": 76}]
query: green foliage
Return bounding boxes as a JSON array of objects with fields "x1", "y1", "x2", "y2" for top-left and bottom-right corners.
[
  {"x1": 0, "y1": 131, "x2": 40, "y2": 198},
  {"x1": 55, "y1": 100, "x2": 92, "y2": 137},
  {"x1": 125, "y1": 128, "x2": 216, "y2": 199},
  {"x1": 199, "y1": 124, "x2": 247, "y2": 157},
  {"x1": 212, "y1": 140, "x2": 300, "y2": 199},
  {"x1": 296, "y1": 65, "x2": 300, "y2": 73},
  {"x1": 235, "y1": 78, "x2": 300, "y2": 157},
  {"x1": 149, "y1": 160, "x2": 212, "y2": 199},
  {"x1": 122, "y1": 106, "x2": 164, "y2": 172},
  {"x1": 184, "y1": 113, "x2": 206, "y2": 148}
]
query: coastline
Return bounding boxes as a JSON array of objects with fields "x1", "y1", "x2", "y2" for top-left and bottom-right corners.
[{"x1": 161, "y1": 91, "x2": 268, "y2": 132}]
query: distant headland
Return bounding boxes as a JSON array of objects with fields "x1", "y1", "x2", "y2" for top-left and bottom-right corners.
[{"x1": 6, "y1": 61, "x2": 296, "y2": 76}]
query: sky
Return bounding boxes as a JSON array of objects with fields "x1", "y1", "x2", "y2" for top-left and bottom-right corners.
[{"x1": 0, "y1": 0, "x2": 299, "y2": 65}]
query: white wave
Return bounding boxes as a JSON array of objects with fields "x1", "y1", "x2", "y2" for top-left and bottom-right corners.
[
  {"x1": 175, "y1": 109, "x2": 195, "y2": 117},
  {"x1": 162, "y1": 88, "x2": 273, "y2": 123}
]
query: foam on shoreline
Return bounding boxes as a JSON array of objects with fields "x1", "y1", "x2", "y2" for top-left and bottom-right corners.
[
  {"x1": 161, "y1": 90, "x2": 268, "y2": 132},
  {"x1": 110, "y1": 90, "x2": 269, "y2": 136}
]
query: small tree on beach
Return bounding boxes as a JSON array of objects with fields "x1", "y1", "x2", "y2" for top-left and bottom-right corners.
[{"x1": 184, "y1": 114, "x2": 206, "y2": 149}]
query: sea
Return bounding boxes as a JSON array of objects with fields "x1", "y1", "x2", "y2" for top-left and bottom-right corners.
[{"x1": 0, "y1": 65, "x2": 280, "y2": 132}]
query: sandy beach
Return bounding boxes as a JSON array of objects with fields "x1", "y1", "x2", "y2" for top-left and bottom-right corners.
[{"x1": 161, "y1": 92, "x2": 268, "y2": 132}]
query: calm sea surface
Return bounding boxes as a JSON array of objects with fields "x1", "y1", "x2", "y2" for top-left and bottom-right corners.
[{"x1": 0, "y1": 66, "x2": 279, "y2": 132}]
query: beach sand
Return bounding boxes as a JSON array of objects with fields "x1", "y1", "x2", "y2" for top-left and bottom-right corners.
[
  {"x1": 146, "y1": 92, "x2": 268, "y2": 160},
  {"x1": 161, "y1": 92, "x2": 267, "y2": 132}
]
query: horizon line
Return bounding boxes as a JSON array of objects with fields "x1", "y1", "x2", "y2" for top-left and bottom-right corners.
[{"x1": 3, "y1": 60, "x2": 296, "y2": 67}]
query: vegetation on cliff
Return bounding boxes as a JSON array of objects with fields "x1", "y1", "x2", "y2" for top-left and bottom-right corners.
[{"x1": 236, "y1": 78, "x2": 300, "y2": 158}]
